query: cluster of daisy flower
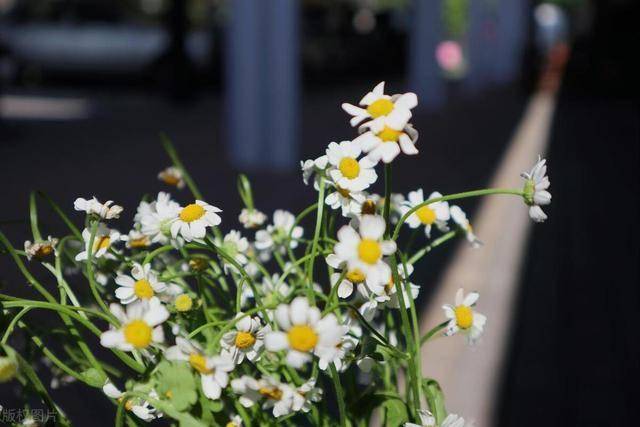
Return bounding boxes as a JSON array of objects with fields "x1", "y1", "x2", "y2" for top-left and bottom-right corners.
[{"x1": 0, "y1": 82, "x2": 551, "y2": 427}]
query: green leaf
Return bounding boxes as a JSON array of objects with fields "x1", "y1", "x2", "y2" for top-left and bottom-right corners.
[
  {"x1": 422, "y1": 378, "x2": 447, "y2": 424},
  {"x1": 81, "y1": 367, "x2": 107, "y2": 388},
  {"x1": 382, "y1": 398, "x2": 409, "y2": 427},
  {"x1": 154, "y1": 361, "x2": 198, "y2": 412}
]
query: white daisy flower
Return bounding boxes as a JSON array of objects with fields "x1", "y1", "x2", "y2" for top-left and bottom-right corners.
[
  {"x1": 165, "y1": 337, "x2": 234, "y2": 400},
  {"x1": 100, "y1": 298, "x2": 169, "y2": 351},
  {"x1": 216, "y1": 230, "x2": 249, "y2": 273},
  {"x1": 122, "y1": 229, "x2": 151, "y2": 249},
  {"x1": 139, "y1": 192, "x2": 181, "y2": 245},
  {"x1": 74, "y1": 196, "x2": 123, "y2": 220},
  {"x1": 24, "y1": 236, "x2": 58, "y2": 261},
  {"x1": 353, "y1": 114, "x2": 419, "y2": 164},
  {"x1": 231, "y1": 375, "x2": 296, "y2": 418},
  {"x1": 114, "y1": 263, "x2": 168, "y2": 305},
  {"x1": 522, "y1": 156, "x2": 551, "y2": 222},
  {"x1": 317, "y1": 333, "x2": 356, "y2": 372},
  {"x1": 292, "y1": 379, "x2": 323, "y2": 413},
  {"x1": 238, "y1": 208, "x2": 267, "y2": 229},
  {"x1": 405, "y1": 409, "x2": 436, "y2": 427},
  {"x1": 441, "y1": 414, "x2": 467, "y2": 427},
  {"x1": 357, "y1": 262, "x2": 419, "y2": 317},
  {"x1": 254, "y1": 210, "x2": 303, "y2": 253},
  {"x1": 157, "y1": 166, "x2": 185, "y2": 189},
  {"x1": 341, "y1": 81, "x2": 418, "y2": 127},
  {"x1": 442, "y1": 288, "x2": 487, "y2": 344},
  {"x1": 300, "y1": 155, "x2": 328, "y2": 186},
  {"x1": 75, "y1": 224, "x2": 120, "y2": 261},
  {"x1": 227, "y1": 415, "x2": 243, "y2": 427},
  {"x1": 221, "y1": 313, "x2": 269, "y2": 364},
  {"x1": 326, "y1": 141, "x2": 377, "y2": 192},
  {"x1": 264, "y1": 297, "x2": 344, "y2": 369},
  {"x1": 401, "y1": 189, "x2": 450, "y2": 238},
  {"x1": 331, "y1": 215, "x2": 397, "y2": 290},
  {"x1": 449, "y1": 205, "x2": 482, "y2": 248},
  {"x1": 102, "y1": 380, "x2": 158, "y2": 421},
  {"x1": 325, "y1": 183, "x2": 367, "y2": 217},
  {"x1": 170, "y1": 200, "x2": 222, "y2": 242}
]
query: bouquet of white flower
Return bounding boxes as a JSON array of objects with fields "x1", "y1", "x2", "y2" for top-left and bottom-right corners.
[{"x1": 0, "y1": 82, "x2": 551, "y2": 427}]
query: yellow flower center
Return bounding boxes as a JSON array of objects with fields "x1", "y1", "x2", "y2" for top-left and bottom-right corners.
[
  {"x1": 385, "y1": 277, "x2": 395, "y2": 293},
  {"x1": 337, "y1": 186, "x2": 350, "y2": 198},
  {"x1": 366, "y1": 98, "x2": 394, "y2": 118},
  {"x1": 358, "y1": 239, "x2": 382, "y2": 264},
  {"x1": 124, "y1": 399, "x2": 134, "y2": 411},
  {"x1": 93, "y1": 236, "x2": 111, "y2": 252},
  {"x1": 161, "y1": 174, "x2": 180, "y2": 186},
  {"x1": 35, "y1": 244, "x2": 54, "y2": 258},
  {"x1": 338, "y1": 157, "x2": 360, "y2": 179},
  {"x1": 165, "y1": 390, "x2": 174, "y2": 399},
  {"x1": 133, "y1": 279, "x2": 154, "y2": 300},
  {"x1": 123, "y1": 320, "x2": 153, "y2": 349},
  {"x1": 454, "y1": 305, "x2": 474, "y2": 329},
  {"x1": 129, "y1": 236, "x2": 149, "y2": 248},
  {"x1": 378, "y1": 126, "x2": 401, "y2": 142},
  {"x1": 259, "y1": 386, "x2": 283, "y2": 401},
  {"x1": 175, "y1": 294, "x2": 193, "y2": 312},
  {"x1": 188, "y1": 258, "x2": 208, "y2": 272},
  {"x1": 361, "y1": 199, "x2": 377, "y2": 215},
  {"x1": 189, "y1": 353, "x2": 212, "y2": 374},
  {"x1": 234, "y1": 331, "x2": 256, "y2": 349},
  {"x1": 416, "y1": 206, "x2": 436, "y2": 225},
  {"x1": 0, "y1": 358, "x2": 17, "y2": 382},
  {"x1": 179, "y1": 203, "x2": 205, "y2": 223},
  {"x1": 346, "y1": 268, "x2": 366, "y2": 283},
  {"x1": 287, "y1": 325, "x2": 318, "y2": 352},
  {"x1": 466, "y1": 223, "x2": 473, "y2": 233},
  {"x1": 226, "y1": 423, "x2": 237, "y2": 427}
]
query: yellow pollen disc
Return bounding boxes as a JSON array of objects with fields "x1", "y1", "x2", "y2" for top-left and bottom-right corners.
[
  {"x1": 259, "y1": 387, "x2": 283, "y2": 401},
  {"x1": 358, "y1": 239, "x2": 382, "y2": 264},
  {"x1": 361, "y1": 200, "x2": 377, "y2": 215},
  {"x1": 189, "y1": 353, "x2": 212, "y2": 374},
  {"x1": 337, "y1": 186, "x2": 350, "y2": 198},
  {"x1": 36, "y1": 245, "x2": 54, "y2": 258},
  {"x1": 346, "y1": 268, "x2": 366, "y2": 283},
  {"x1": 133, "y1": 279, "x2": 154, "y2": 300},
  {"x1": 234, "y1": 331, "x2": 256, "y2": 349},
  {"x1": 124, "y1": 400, "x2": 134, "y2": 411},
  {"x1": 226, "y1": 423, "x2": 237, "y2": 427},
  {"x1": 385, "y1": 277, "x2": 395, "y2": 293},
  {"x1": 339, "y1": 157, "x2": 360, "y2": 179},
  {"x1": 93, "y1": 236, "x2": 111, "y2": 251},
  {"x1": 466, "y1": 223, "x2": 473, "y2": 233},
  {"x1": 454, "y1": 305, "x2": 474, "y2": 329},
  {"x1": 123, "y1": 320, "x2": 153, "y2": 349},
  {"x1": 165, "y1": 390, "x2": 173, "y2": 399},
  {"x1": 378, "y1": 126, "x2": 401, "y2": 142},
  {"x1": 162, "y1": 174, "x2": 180, "y2": 186},
  {"x1": 179, "y1": 203, "x2": 205, "y2": 223},
  {"x1": 188, "y1": 258, "x2": 208, "y2": 271},
  {"x1": 129, "y1": 237, "x2": 149, "y2": 248},
  {"x1": 416, "y1": 206, "x2": 437, "y2": 225},
  {"x1": 175, "y1": 294, "x2": 193, "y2": 312},
  {"x1": 287, "y1": 325, "x2": 318, "y2": 352},
  {"x1": 366, "y1": 98, "x2": 394, "y2": 118}
]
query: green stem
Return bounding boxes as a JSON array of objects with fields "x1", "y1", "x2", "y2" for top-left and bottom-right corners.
[
  {"x1": 29, "y1": 191, "x2": 43, "y2": 242},
  {"x1": 305, "y1": 178, "x2": 326, "y2": 304},
  {"x1": 160, "y1": 133, "x2": 203, "y2": 200},
  {"x1": 393, "y1": 188, "x2": 524, "y2": 239},
  {"x1": 330, "y1": 363, "x2": 347, "y2": 427},
  {"x1": 408, "y1": 230, "x2": 457, "y2": 265},
  {"x1": 420, "y1": 321, "x2": 449, "y2": 347},
  {"x1": 86, "y1": 221, "x2": 112, "y2": 316}
]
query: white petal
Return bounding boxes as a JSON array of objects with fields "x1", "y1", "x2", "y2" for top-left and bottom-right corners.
[{"x1": 264, "y1": 331, "x2": 289, "y2": 351}]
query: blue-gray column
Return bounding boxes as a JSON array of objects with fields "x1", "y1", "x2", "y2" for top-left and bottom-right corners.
[
  {"x1": 225, "y1": 0, "x2": 299, "y2": 171},
  {"x1": 463, "y1": 0, "x2": 492, "y2": 93},
  {"x1": 492, "y1": 0, "x2": 527, "y2": 84},
  {"x1": 408, "y1": 0, "x2": 445, "y2": 109}
]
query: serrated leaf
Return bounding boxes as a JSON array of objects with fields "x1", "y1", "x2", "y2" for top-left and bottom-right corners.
[{"x1": 154, "y1": 361, "x2": 198, "y2": 412}]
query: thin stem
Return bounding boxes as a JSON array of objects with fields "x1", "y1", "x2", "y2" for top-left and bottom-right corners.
[
  {"x1": 393, "y1": 188, "x2": 524, "y2": 239},
  {"x1": 330, "y1": 363, "x2": 347, "y2": 427},
  {"x1": 305, "y1": 177, "x2": 326, "y2": 304},
  {"x1": 86, "y1": 221, "x2": 112, "y2": 316}
]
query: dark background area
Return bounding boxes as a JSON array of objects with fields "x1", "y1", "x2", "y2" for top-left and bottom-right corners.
[{"x1": 1, "y1": 0, "x2": 638, "y2": 425}]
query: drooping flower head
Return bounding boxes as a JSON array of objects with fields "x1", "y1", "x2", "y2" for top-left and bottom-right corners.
[{"x1": 521, "y1": 156, "x2": 551, "y2": 222}]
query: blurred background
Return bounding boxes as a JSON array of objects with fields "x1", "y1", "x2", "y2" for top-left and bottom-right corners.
[{"x1": 0, "y1": 0, "x2": 638, "y2": 425}]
